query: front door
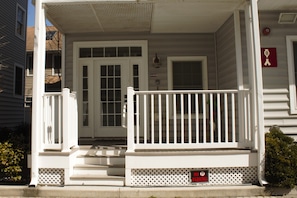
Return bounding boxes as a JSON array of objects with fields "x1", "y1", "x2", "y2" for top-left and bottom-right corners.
[
  {"x1": 93, "y1": 59, "x2": 129, "y2": 137},
  {"x1": 75, "y1": 40, "x2": 148, "y2": 138}
]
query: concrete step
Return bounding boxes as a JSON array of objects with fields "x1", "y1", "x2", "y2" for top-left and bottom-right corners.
[
  {"x1": 77, "y1": 145, "x2": 126, "y2": 156},
  {"x1": 69, "y1": 175, "x2": 125, "y2": 186},
  {"x1": 75, "y1": 155, "x2": 125, "y2": 166},
  {"x1": 73, "y1": 164, "x2": 125, "y2": 176}
]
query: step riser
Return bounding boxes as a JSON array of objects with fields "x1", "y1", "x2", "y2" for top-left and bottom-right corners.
[
  {"x1": 73, "y1": 168, "x2": 124, "y2": 176},
  {"x1": 78, "y1": 150, "x2": 125, "y2": 156},
  {"x1": 68, "y1": 179, "x2": 124, "y2": 186},
  {"x1": 75, "y1": 157, "x2": 125, "y2": 166}
]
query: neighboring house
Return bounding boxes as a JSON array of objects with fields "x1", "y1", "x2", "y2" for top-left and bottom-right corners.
[
  {"x1": 24, "y1": 26, "x2": 62, "y2": 123},
  {"x1": 0, "y1": 0, "x2": 27, "y2": 128},
  {"x1": 28, "y1": 0, "x2": 297, "y2": 188}
]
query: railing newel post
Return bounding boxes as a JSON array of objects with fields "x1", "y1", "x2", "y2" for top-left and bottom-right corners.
[
  {"x1": 127, "y1": 87, "x2": 135, "y2": 152},
  {"x1": 62, "y1": 88, "x2": 70, "y2": 152}
]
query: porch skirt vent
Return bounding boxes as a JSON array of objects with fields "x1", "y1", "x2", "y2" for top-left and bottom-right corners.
[
  {"x1": 38, "y1": 168, "x2": 64, "y2": 186},
  {"x1": 131, "y1": 167, "x2": 257, "y2": 186}
]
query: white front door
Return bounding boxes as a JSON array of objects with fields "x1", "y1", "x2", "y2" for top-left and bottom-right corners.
[{"x1": 75, "y1": 41, "x2": 148, "y2": 138}]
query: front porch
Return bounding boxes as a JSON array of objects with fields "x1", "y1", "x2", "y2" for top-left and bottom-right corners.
[{"x1": 31, "y1": 87, "x2": 258, "y2": 186}]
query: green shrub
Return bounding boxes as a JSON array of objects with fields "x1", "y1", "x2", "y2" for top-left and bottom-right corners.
[
  {"x1": 0, "y1": 141, "x2": 24, "y2": 181},
  {"x1": 265, "y1": 126, "x2": 297, "y2": 188}
]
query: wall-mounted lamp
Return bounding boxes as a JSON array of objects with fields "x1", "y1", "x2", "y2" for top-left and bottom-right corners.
[{"x1": 153, "y1": 53, "x2": 161, "y2": 68}]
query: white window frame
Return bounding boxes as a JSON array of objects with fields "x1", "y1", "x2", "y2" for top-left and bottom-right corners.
[
  {"x1": 167, "y1": 56, "x2": 208, "y2": 90},
  {"x1": 26, "y1": 53, "x2": 33, "y2": 76},
  {"x1": 14, "y1": 64, "x2": 24, "y2": 97},
  {"x1": 287, "y1": 36, "x2": 297, "y2": 114},
  {"x1": 15, "y1": 4, "x2": 26, "y2": 40}
]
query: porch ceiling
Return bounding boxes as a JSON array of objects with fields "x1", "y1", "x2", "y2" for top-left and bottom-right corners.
[{"x1": 42, "y1": 0, "x2": 297, "y2": 34}]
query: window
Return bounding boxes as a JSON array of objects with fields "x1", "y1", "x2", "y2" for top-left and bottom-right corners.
[
  {"x1": 168, "y1": 56, "x2": 208, "y2": 114},
  {"x1": 287, "y1": 36, "x2": 297, "y2": 114},
  {"x1": 14, "y1": 64, "x2": 24, "y2": 96},
  {"x1": 52, "y1": 54, "x2": 61, "y2": 75},
  {"x1": 46, "y1": 31, "x2": 56, "y2": 40},
  {"x1": 26, "y1": 53, "x2": 33, "y2": 76},
  {"x1": 15, "y1": 4, "x2": 26, "y2": 39},
  {"x1": 25, "y1": 96, "x2": 32, "y2": 107}
]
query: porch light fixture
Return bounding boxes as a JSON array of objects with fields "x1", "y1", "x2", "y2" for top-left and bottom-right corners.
[
  {"x1": 278, "y1": 13, "x2": 297, "y2": 24},
  {"x1": 153, "y1": 53, "x2": 161, "y2": 68}
]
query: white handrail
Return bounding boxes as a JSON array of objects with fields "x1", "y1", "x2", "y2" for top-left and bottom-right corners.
[{"x1": 126, "y1": 87, "x2": 253, "y2": 150}]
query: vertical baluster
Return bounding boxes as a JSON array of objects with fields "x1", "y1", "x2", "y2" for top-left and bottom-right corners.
[
  {"x1": 51, "y1": 95, "x2": 55, "y2": 144},
  {"x1": 217, "y1": 93, "x2": 221, "y2": 143},
  {"x1": 58, "y1": 95, "x2": 62, "y2": 144},
  {"x1": 166, "y1": 94, "x2": 170, "y2": 144},
  {"x1": 144, "y1": 94, "x2": 147, "y2": 144},
  {"x1": 136, "y1": 94, "x2": 140, "y2": 144},
  {"x1": 247, "y1": 91, "x2": 252, "y2": 142},
  {"x1": 202, "y1": 93, "x2": 206, "y2": 143},
  {"x1": 181, "y1": 93, "x2": 184, "y2": 144},
  {"x1": 224, "y1": 93, "x2": 228, "y2": 142},
  {"x1": 232, "y1": 93, "x2": 236, "y2": 143},
  {"x1": 209, "y1": 93, "x2": 213, "y2": 143},
  {"x1": 151, "y1": 94, "x2": 154, "y2": 144},
  {"x1": 188, "y1": 93, "x2": 192, "y2": 144},
  {"x1": 195, "y1": 93, "x2": 199, "y2": 143},
  {"x1": 173, "y1": 94, "x2": 177, "y2": 144},
  {"x1": 158, "y1": 94, "x2": 162, "y2": 144}
]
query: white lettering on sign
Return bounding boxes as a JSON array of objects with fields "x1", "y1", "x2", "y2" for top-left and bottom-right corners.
[{"x1": 264, "y1": 49, "x2": 271, "y2": 66}]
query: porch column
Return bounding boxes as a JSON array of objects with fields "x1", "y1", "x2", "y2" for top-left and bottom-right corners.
[
  {"x1": 245, "y1": 0, "x2": 267, "y2": 186},
  {"x1": 29, "y1": 0, "x2": 46, "y2": 187}
]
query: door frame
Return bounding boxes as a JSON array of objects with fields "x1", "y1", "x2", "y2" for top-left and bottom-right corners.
[{"x1": 73, "y1": 40, "x2": 148, "y2": 138}]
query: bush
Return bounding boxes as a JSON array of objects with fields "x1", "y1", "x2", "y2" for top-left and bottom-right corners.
[
  {"x1": 0, "y1": 141, "x2": 24, "y2": 181},
  {"x1": 265, "y1": 126, "x2": 297, "y2": 188}
]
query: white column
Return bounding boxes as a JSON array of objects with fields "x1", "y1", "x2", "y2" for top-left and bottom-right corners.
[
  {"x1": 29, "y1": 0, "x2": 46, "y2": 187},
  {"x1": 248, "y1": 0, "x2": 267, "y2": 186}
]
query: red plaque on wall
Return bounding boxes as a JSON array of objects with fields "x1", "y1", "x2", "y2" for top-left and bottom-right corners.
[{"x1": 261, "y1": 48, "x2": 277, "y2": 67}]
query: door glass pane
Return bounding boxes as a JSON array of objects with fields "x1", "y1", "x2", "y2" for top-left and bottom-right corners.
[
  {"x1": 130, "y1": 47, "x2": 142, "y2": 56},
  {"x1": 105, "y1": 47, "x2": 116, "y2": 57},
  {"x1": 93, "y1": 48, "x2": 104, "y2": 57},
  {"x1": 82, "y1": 65, "x2": 89, "y2": 126},
  {"x1": 118, "y1": 47, "x2": 129, "y2": 57},
  {"x1": 80, "y1": 48, "x2": 92, "y2": 58},
  {"x1": 100, "y1": 64, "x2": 121, "y2": 126}
]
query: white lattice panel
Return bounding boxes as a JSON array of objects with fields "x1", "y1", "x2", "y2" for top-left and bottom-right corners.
[
  {"x1": 39, "y1": 168, "x2": 64, "y2": 185},
  {"x1": 131, "y1": 167, "x2": 257, "y2": 186}
]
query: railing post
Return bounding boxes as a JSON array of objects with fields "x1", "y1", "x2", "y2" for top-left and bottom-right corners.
[
  {"x1": 62, "y1": 88, "x2": 70, "y2": 152},
  {"x1": 127, "y1": 87, "x2": 135, "y2": 152}
]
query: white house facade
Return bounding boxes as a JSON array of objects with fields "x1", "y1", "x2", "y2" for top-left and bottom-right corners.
[{"x1": 29, "y1": 0, "x2": 297, "y2": 187}]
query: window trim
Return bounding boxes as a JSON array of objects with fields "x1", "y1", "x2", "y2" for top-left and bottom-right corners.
[
  {"x1": 14, "y1": 64, "x2": 24, "y2": 98},
  {"x1": 167, "y1": 56, "x2": 208, "y2": 90},
  {"x1": 287, "y1": 36, "x2": 297, "y2": 114},
  {"x1": 15, "y1": 3, "x2": 26, "y2": 40}
]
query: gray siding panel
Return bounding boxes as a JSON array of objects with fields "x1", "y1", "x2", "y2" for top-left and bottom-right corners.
[
  {"x1": 65, "y1": 33, "x2": 216, "y2": 91},
  {"x1": 216, "y1": 15, "x2": 237, "y2": 89},
  {"x1": 0, "y1": 0, "x2": 27, "y2": 127}
]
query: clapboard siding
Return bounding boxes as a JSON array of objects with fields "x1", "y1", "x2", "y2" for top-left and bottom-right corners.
[
  {"x1": 65, "y1": 33, "x2": 216, "y2": 91},
  {"x1": 0, "y1": 0, "x2": 27, "y2": 128},
  {"x1": 216, "y1": 15, "x2": 237, "y2": 89}
]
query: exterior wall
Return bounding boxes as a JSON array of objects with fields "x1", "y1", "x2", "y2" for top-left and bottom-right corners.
[
  {"x1": 0, "y1": 0, "x2": 27, "y2": 128},
  {"x1": 241, "y1": 11, "x2": 297, "y2": 139},
  {"x1": 216, "y1": 15, "x2": 237, "y2": 89},
  {"x1": 64, "y1": 33, "x2": 217, "y2": 91}
]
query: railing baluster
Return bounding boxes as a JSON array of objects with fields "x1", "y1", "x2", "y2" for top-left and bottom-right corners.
[
  {"x1": 209, "y1": 93, "x2": 213, "y2": 143},
  {"x1": 224, "y1": 93, "x2": 228, "y2": 142},
  {"x1": 158, "y1": 94, "x2": 162, "y2": 143},
  {"x1": 58, "y1": 95, "x2": 62, "y2": 144},
  {"x1": 136, "y1": 94, "x2": 140, "y2": 144},
  {"x1": 203, "y1": 93, "x2": 206, "y2": 143},
  {"x1": 231, "y1": 93, "x2": 236, "y2": 143},
  {"x1": 144, "y1": 94, "x2": 147, "y2": 144},
  {"x1": 195, "y1": 93, "x2": 199, "y2": 143},
  {"x1": 181, "y1": 94, "x2": 184, "y2": 144},
  {"x1": 166, "y1": 94, "x2": 169, "y2": 144},
  {"x1": 151, "y1": 94, "x2": 154, "y2": 144},
  {"x1": 173, "y1": 94, "x2": 177, "y2": 144},
  {"x1": 188, "y1": 93, "x2": 192, "y2": 143},
  {"x1": 217, "y1": 93, "x2": 221, "y2": 143}
]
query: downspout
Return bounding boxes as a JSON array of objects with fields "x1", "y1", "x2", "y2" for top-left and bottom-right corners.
[
  {"x1": 249, "y1": 0, "x2": 267, "y2": 186},
  {"x1": 29, "y1": 0, "x2": 46, "y2": 187}
]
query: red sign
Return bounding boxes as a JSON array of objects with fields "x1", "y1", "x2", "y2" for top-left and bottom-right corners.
[
  {"x1": 261, "y1": 48, "x2": 277, "y2": 67},
  {"x1": 191, "y1": 170, "x2": 209, "y2": 183}
]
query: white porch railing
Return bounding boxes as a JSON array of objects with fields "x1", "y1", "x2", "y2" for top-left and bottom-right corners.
[
  {"x1": 126, "y1": 87, "x2": 254, "y2": 151},
  {"x1": 43, "y1": 88, "x2": 78, "y2": 151}
]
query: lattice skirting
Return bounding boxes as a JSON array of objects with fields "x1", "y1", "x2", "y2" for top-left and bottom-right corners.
[
  {"x1": 38, "y1": 168, "x2": 64, "y2": 185},
  {"x1": 131, "y1": 167, "x2": 258, "y2": 186}
]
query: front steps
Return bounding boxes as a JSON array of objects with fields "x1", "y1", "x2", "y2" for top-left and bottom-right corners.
[{"x1": 69, "y1": 145, "x2": 126, "y2": 186}]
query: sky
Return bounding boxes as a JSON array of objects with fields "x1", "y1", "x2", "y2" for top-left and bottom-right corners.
[{"x1": 27, "y1": 0, "x2": 52, "y2": 27}]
